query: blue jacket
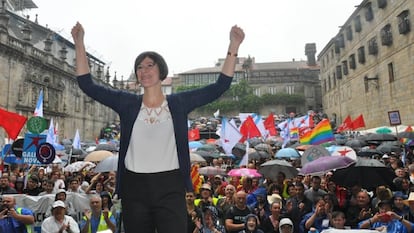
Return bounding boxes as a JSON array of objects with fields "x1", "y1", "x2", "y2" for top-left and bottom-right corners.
[{"x1": 77, "y1": 73, "x2": 232, "y2": 196}]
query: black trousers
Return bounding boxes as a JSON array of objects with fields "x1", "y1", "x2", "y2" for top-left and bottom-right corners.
[{"x1": 121, "y1": 169, "x2": 187, "y2": 233}]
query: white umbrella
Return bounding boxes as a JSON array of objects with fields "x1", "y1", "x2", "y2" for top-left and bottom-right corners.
[
  {"x1": 84, "y1": 150, "x2": 113, "y2": 162},
  {"x1": 94, "y1": 155, "x2": 118, "y2": 172},
  {"x1": 190, "y1": 152, "x2": 206, "y2": 163},
  {"x1": 64, "y1": 161, "x2": 96, "y2": 173}
]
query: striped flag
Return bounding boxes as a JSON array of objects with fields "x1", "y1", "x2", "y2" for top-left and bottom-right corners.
[
  {"x1": 191, "y1": 164, "x2": 203, "y2": 194},
  {"x1": 33, "y1": 89, "x2": 43, "y2": 117},
  {"x1": 309, "y1": 119, "x2": 335, "y2": 145}
]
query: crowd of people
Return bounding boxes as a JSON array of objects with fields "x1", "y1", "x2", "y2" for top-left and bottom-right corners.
[{"x1": 1, "y1": 132, "x2": 414, "y2": 233}]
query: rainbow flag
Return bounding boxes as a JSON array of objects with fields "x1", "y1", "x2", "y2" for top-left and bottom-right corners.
[
  {"x1": 400, "y1": 138, "x2": 413, "y2": 145},
  {"x1": 290, "y1": 127, "x2": 299, "y2": 140},
  {"x1": 310, "y1": 119, "x2": 335, "y2": 145},
  {"x1": 299, "y1": 129, "x2": 312, "y2": 145}
]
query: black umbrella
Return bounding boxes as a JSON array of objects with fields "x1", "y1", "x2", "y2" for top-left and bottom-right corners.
[
  {"x1": 357, "y1": 147, "x2": 383, "y2": 157},
  {"x1": 345, "y1": 139, "x2": 367, "y2": 150},
  {"x1": 377, "y1": 141, "x2": 402, "y2": 154},
  {"x1": 397, "y1": 131, "x2": 414, "y2": 139},
  {"x1": 248, "y1": 150, "x2": 271, "y2": 160},
  {"x1": 232, "y1": 143, "x2": 247, "y2": 157},
  {"x1": 331, "y1": 157, "x2": 396, "y2": 191},
  {"x1": 365, "y1": 133, "x2": 397, "y2": 142},
  {"x1": 258, "y1": 159, "x2": 298, "y2": 180}
]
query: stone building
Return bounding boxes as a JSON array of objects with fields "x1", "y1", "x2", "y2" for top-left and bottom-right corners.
[
  {"x1": 0, "y1": 1, "x2": 116, "y2": 143},
  {"x1": 318, "y1": 0, "x2": 414, "y2": 128},
  {"x1": 176, "y1": 43, "x2": 322, "y2": 116}
]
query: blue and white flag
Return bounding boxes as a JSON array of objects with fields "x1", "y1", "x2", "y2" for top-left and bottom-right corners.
[
  {"x1": 33, "y1": 89, "x2": 43, "y2": 117},
  {"x1": 72, "y1": 129, "x2": 81, "y2": 150},
  {"x1": 220, "y1": 118, "x2": 242, "y2": 155},
  {"x1": 46, "y1": 118, "x2": 55, "y2": 144}
]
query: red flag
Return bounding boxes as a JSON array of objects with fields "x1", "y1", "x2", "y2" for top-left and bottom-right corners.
[
  {"x1": 239, "y1": 115, "x2": 261, "y2": 141},
  {"x1": 337, "y1": 115, "x2": 352, "y2": 132},
  {"x1": 405, "y1": 126, "x2": 413, "y2": 132},
  {"x1": 351, "y1": 114, "x2": 366, "y2": 130},
  {"x1": 188, "y1": 128, "x2": 200, "y2": 141},
  {"x1": 263, "y1": 113, "x2": 277, "y2": 136},
  {"x1": 0, "y1": 108, "x2": 27, "y2": 140}
]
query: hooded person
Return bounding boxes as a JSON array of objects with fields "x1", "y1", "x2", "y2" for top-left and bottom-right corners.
[
  {"x1": 279, "y1": 218, "x2": 294, "y2": 233},
  {"x1": 242, "y1": 214, "x2": 264, "y2": 233},
  {"x1": 194, "y1": 205, "x2": 226, "y2": 233},
  {"x1": 247, "y1": 186, "x2": 270, "y2": 222}
]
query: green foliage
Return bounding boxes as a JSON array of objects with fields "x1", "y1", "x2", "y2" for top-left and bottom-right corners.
[{"x1": 175, "y1": 81, "x2": 306, "y2": 114}]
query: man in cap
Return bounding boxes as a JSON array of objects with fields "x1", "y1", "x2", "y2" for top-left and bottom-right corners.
[
  {"x1": 194, "y1": 183, "x2": 219, "y2": 208},
  {"x1": 41, "y1": 200, "x2": 80, "y2": 233},
  {"x1": 0, "y1": 195, "x2": 34, "y2": 233},
  {"x1": 279, "y1": 217, "x2": 294, "y2": 233}
]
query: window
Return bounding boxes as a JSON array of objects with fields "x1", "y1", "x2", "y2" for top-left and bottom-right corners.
[
  {"x1": 398, "y1": 10, "x2": 411, "y2": 35},
  {"x1": 346, "y1": 25, "x2": 353, "y2": 41},
  {"x1": 354, "y1": 15, "x2": 362, "y2": 32},
  {"x1": 388, "y1": 62, "x2": 395, "y2": 83},
  {"x1": 342, "y1": 61, "x2": 349, "y2": 75},
  {"x1": 337, "y1": 34, "x2": 345, "y2": 48},
  {"x1": 365, "y1": 2, "x2": 374, "y2": 21},
  {"x1": 336, "y1": 65, "x2": 343, "y2": 79},
  {"x1": 286, "y1": 86, "x2": 295, "y2": 95},
  {"x1": 349, "y1": 54, "x2": 356, "y2": 69},
  {"x1": 254, "y1": 88, "x2": 261, "y2": 96},
  {"x1": 268, "y1": 87, "x2": 277, "y2": 94},
  {"x1": 368, "y1": 36, "x2": 378, "y2": 55},
  {"x1": 334, "y1": 40, "x2": 340, "y2": 54},
  {"x1": 380, "y1": 24, "x2": 393, "y2": 46},
  {"x1": 377, "y1": 0, "x2": 387, "y2": 9},
  {"x1": 358, "y1": 47, "x2": 366, "y2": 64}
]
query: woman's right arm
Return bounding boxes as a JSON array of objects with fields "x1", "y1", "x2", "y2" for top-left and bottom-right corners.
[{"x1": 71, "y1": 22, "x2": 90, "y2": 76}]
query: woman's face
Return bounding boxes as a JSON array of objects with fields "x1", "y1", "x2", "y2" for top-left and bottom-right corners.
[{"x1": 136, "y1": 57, "x2": 161, "y2": 88}]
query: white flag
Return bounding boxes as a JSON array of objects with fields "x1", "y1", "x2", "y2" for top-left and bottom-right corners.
[
  {"x1": 213, "y1": 109, "x2": 220, "y2": 118},
  {"x1": 46, "y1": 118, "x2": 55, "y2": 144},
  {"x1": 220, "y1": 118, "x2": 242, "y2": 155},
  {"x1": 72, "y1": 129, "x2": 81, "y2": 149}
]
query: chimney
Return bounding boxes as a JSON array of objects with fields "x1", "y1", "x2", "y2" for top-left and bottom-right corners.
[{"x1": 305, "y1": 43, "x2": 317, "y2": 66}]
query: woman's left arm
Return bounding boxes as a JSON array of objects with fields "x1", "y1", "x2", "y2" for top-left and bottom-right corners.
[{"x1": 221, "y1": 25, "x2": 245, "y2": 77}]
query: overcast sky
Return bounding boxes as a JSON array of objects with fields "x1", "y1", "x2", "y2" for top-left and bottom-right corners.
[{"x1": 27, "y1": 0, "x2": 362, "y2": 78}]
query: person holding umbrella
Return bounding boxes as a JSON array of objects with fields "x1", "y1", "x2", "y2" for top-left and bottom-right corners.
[{"x1": 72, "y1": 18, "x2": 244, "y2": 233}]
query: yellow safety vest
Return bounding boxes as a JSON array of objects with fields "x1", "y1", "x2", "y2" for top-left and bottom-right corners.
[
  {"x1": 16, "y1": 207, "x2": 32, "y2": 233},
  {"x1": 83, "y1": 212, "x2": 113, "y2": 233},
  {"x1": 194, "y1": 197, "x2": 219, "y2": 207}
]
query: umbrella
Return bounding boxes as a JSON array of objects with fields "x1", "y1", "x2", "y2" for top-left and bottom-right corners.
[
  {"x1": 345, "y1": 139, "x2": 367, "y2": 150},
  {"x1": 357, "y1": 147, "x2": 383, "y2": 157},
  {"x1": 327, "y1": 146, "x2": 357, "y2": 160},
  {"x1": 397, "y1": 131, "x2": 414, "y2": 139},
  {"x1": 254, "y1": 143, "x2": 272, "y2": 152},
  {"x1": 232, "y1": 143, "x2": 247, "y2": 157},
  {"x1": 376, "y1": 127, "x2": 392, "y2": 134},
  {"x1": 275, "y1": 148, "x2": 300, "y2": 159},
  {"x1": 227, "y1": 168, "x2": 262, "y2": 178},
  {"x1": 248, "y1": 150, "x2": 271, "y2": 160},
  {"x1": 331, "y1": 157, "x2": 396, "y2": 190},
  {"x1": 193, "y1": 150, "x2": 220, "y2": 159},
  {"x1": 198, "y1": 166, "x2": 227, "y2": 176},
  {"x1": 95, "y1": 143, "x2": 118, "y2": 152},
  {"x1": 189, "y1": 141, "x2": 204, "y2": 150},
  {"x1": 94, "y1": 155, "x2": 118, "y2": 172},
  {"x1": 64, "y1": 161, "x2": 95, "y2": 173},
  {"x1": 84, "y1": 150, "x2": 113, "y2": 162},
  {"x1": 365, "y1": 133, "x2": 397, "y2": 142},
  {"x1": 196, "y1": 144, "x2": 218, "y2": 153},
  {"x1": 247, "y1": 138, "x2": 263, "y2": 147},
  {"x1": 377, "y1": 141, "x2": 402, "y2": 154},
  {"x1": 300, "y1": 156, "x2": 355, "y2": 176},
  {"x1": 190, "y1": 152, "x2": 206, "y2": 163},
  {"x1": 258, "y1": 159, "x2": 298, "y2": 179}
]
